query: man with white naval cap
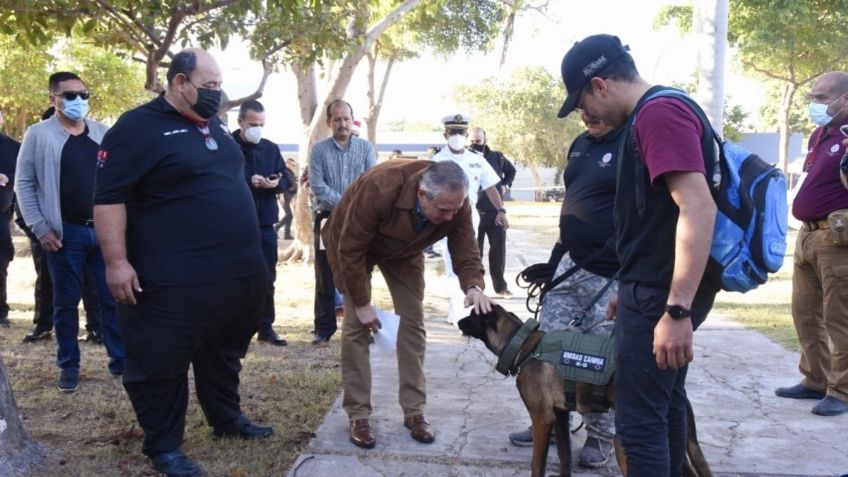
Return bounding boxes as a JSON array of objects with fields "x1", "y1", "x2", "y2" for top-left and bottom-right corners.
[{"x1": 431, "y1": 113, "x2": 509, "y2": 323}]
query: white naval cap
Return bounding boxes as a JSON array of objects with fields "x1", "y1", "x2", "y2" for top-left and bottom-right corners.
[{"x1": 441, "y1": 113, "x2": 471, "y2": 130}]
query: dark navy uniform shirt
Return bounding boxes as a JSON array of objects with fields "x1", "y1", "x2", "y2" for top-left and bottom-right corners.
[
  {"x1": 94, "y1": 94, "x2": 266, "y2": 287},
  {"x1": 560, "y1": 127, "x2": 624, "y2": 278},
  {"x1": 0, "y1": 133, "x2": 19, "y2": 214},
  {"x1": 232, "y1": 131, "x2": 288, "y2": 226}
]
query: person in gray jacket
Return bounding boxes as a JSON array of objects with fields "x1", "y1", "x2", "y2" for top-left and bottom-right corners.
[{"x1": 15, "y1": 71, "x2": 125, "y2": 393}]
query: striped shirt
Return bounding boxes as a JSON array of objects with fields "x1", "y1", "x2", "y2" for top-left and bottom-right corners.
[{"x1": 308, "y1": 136, "x2": 377, "y2": 212}]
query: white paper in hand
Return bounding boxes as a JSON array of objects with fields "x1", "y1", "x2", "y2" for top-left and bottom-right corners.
[{"x1": 373, "y1": 309, "x2": 400, "y2": 353}]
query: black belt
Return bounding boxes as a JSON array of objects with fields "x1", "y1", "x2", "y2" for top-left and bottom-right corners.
[
  {"x1": 63, "y1": 217, "x2": 95, "y2": 227},
  {"x1": 803, "y1": 219, "x2": 829, "y2": 231}
]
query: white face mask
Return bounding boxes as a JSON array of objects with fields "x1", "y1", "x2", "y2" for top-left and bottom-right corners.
[
  {"x1": 244, "y1": 126, "x2": 263, "y2": 144},
  {"x1": 447, "y1": 134, "x2": 465, "y2": 151}
]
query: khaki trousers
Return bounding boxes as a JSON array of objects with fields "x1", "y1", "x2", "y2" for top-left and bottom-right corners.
[
  {"x1": 792, "y1": 227, "x2": 848, "y2": 401},
  {"x1": 341, "y1": 264, "x2": 427, "y2": 421}
]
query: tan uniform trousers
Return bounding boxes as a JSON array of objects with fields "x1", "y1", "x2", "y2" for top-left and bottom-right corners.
[
  {"x1": 792, "y1": 226, "x2": 848, "y2": 401},
  {"x1": 341, "y1": 263, "x2": 427, "y2": 421}
]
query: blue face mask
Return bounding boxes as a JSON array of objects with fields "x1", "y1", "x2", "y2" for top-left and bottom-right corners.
[
  {"x1": 809, "y1": 102, "x2": 833, "y2": 127},
  {"x1": 61, "y1": 97, "x2": 89, "y2": 121}
]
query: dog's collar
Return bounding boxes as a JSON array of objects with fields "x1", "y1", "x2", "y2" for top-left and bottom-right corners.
[{"x1": 496, "y1": 318, "x2": 540, "y2": 376}]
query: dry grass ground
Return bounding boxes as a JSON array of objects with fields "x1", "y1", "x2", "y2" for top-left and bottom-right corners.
[{"x1": 1, "y1": 252, "x2": 355, "y2": 476}]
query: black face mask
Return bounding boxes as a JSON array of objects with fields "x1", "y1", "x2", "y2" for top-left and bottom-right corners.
[
  {"x1": 191, "y1": 87, "x2": 222, "y2": 119},
  {"x1": 469, "y1": 143, "x2": 485, "y2": 153}
]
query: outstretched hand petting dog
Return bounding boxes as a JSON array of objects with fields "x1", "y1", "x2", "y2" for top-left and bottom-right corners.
[{"x1": 464, "y1": 287, "x2": 496, "y2": 315}]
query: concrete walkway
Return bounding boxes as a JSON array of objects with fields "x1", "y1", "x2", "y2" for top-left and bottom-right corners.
[{"x1": 288, "y1": 228, "x2": 848, "y2": 477}]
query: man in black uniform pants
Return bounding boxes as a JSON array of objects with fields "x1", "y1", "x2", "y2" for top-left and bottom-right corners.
[
  {"x1": 469, "y1": 127, "x2": 516, "y2": 296},
  {"x1": 0, "y1": 107, "x2": 17, "y2": 327},
  {"x1": 94, "y1": 48, "x2": 273, "y2": 477},
  {"x1": 233, "y1": 99, "x2": 289, "y2": 346}
]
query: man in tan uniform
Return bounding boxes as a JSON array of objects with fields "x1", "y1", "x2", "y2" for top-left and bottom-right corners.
[{"x1": 323, "y1": 159, "x2": 496, "y2": 449}]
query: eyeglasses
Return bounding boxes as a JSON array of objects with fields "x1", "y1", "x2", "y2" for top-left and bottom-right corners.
[
  {"x1": 196, "y1": 123, "x2": 218, "y2": 151},
  {"x1": 54, "y1": 90, "x2": 91, "y2": 101}
]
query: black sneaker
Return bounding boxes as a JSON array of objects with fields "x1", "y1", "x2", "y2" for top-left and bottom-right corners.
[
  {"x1": 508, "y1": 427, "x2": 533, "y2": 447},
  {"x1": 213, "y1": 415, "x2": 274, "y2": 439},
  {"x1": 57, "y1": 369, "x2": 79, "y2": 393},
  {"x1": 311, "y1": 334, "x2": 330, "y2": 345},
  {"x1": 775, "y1": 383, "x2": 826, "y2": 400},
  {"x1": 811, "y1": 395, "x2": 848, "y2": 416},
  {"x1": 81, "y1": 329, "x2": 104, "y2": 345},
  {"x1": 257, "y1": 331, "x2": 288, "y2": 347},
  {"x1": 23, "y1": 327, "x2": 53, "y2": 343},
  {"x1": 151, "y1": 449, "x2": 202, "y2": 477}
]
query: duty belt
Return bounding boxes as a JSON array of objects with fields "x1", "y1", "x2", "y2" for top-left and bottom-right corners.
[{"x1": 803, "y1": 219, "x2": 829, "y2": 231}]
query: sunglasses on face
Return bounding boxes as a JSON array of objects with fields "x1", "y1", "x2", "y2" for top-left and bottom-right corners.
[{"x1": 54, "y1": 90, "x2": 91, "y2": 101}]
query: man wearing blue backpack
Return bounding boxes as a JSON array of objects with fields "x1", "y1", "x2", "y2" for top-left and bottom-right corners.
[
  {"x1": 557, "y1": 34, "x2": 719, "y2": 476},
  {"x1": 775, "y1": 71, "x2": 848, "y2": 417}
]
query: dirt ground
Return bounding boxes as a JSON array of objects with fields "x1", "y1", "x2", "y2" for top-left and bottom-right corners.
[{"x1": 1, "y1": 247, "x2": 349, "y2": 477}]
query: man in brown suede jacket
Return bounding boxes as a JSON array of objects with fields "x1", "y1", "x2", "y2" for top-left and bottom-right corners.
[{"x1": 323, "y1": 159, "x2": 496, "y2": 449}]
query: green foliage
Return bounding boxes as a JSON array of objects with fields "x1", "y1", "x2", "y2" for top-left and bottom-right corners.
[
  {"x1": 0, "y1": 1, "x2": 358, "y2": 89},
  {"x1": 402, "y1": 0, "x2": 504, "y2": 56},
  {"x1": 455, "y1": 67, "x2": 583, "y2": 171},
  {"x1": 723, "y1": 103, "x2": 750, "y2": 142},
  {"x1": 653, "y1": 4, "x2": 693, "y2": 33},
  {"x1": 57, "y1": 40, "x2": 150, "y2": 122},
  {"x1": 758, "y1": 82, "x2": 815, "y2": 136},
  {"x1": 0, "y1": 34, "x2": 148, "y2": 140},
  {"x1": 0, "y1": 37, "x2": 53, "y2": 139},
  {"x1": 729, "y1": 0, "x2": 848, "y2": 84}
]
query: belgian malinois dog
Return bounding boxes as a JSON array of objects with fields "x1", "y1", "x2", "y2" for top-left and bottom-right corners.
[{"x1": 457, "y1": 305, "x2": 712, "y2": 477}]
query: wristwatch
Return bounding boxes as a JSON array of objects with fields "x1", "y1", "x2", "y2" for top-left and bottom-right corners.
[
  {"x1": 497, "y1": 207, "x2": 507, "y2": 214},
  {"x1": 665, "y1": 304, "x2": 692, "y2": 320}
]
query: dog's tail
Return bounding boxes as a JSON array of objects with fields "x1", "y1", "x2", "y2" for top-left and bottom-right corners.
[{"x1": 683, "y1": 396, "x2": 713, "y2": 477}]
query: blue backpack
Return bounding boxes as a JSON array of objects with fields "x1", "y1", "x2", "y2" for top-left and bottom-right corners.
[{"x1": 632, "y1": 89, "x2": 788, "y2": 292}]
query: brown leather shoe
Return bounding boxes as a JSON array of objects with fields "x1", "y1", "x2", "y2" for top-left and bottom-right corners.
[
  {"x1": 403, "y1": 414, "x2": 434, "y2": 443},
  {"x1": 349, "y1": 419, "x2": 376, "y2": 449}
]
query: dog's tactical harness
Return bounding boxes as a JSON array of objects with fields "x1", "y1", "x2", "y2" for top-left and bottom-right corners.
[{"x1": 496, "y1": 318, "x2": 615, "y2": 413}]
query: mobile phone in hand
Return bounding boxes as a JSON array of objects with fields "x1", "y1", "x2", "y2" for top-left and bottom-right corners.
[{"x1": 267, "y1": 173, "x2": 280, "y2": 180}]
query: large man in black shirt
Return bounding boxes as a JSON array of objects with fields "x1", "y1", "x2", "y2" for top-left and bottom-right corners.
[
  {"x1": 94, "y1": 49, "x2": 272, "y2": 477},
  {"x1": 469, "y1": 127, "x2": 516, "y2": 295},
  {"x1": 233, "y1": 99, "x2": 289, "y2": 347}
]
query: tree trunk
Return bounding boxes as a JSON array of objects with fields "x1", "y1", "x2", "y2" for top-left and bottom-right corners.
[
  {"x1": 280, "y1": 63, "x2": 320, "y2": 264},
  {"x1": 365, "y1": 50, "x2": 396, "y2": 147},
  {"x1": 525, "y1": 161, "x2": 545, "y2": 201},
  {"x1": 0, "y1": 356, "x2": 43, "y2": 476},
  {"x1": 694, "y1": 0, "x2": 728, "y2": 133},
  {"x1": 778, "y1": 83, "x2": 797, "y2": 172},
  {"x1": 280, "y1": 0, "x2": 424, "y2": 263}
]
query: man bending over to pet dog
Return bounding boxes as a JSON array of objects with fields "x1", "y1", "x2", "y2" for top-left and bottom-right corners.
[
  {"x1": 322, "y1": 159, "x2": 496, "y2": 449},
  {"x1": 557, "y1": 34, "x2": 719, "y2": 476},
  {"x1": 508, "y1": 110, "x2": 624, "y2": 468}
]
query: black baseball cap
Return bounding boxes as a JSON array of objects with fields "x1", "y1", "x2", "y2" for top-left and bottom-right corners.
[{"x1": 557, "y1": 34, "x2": 630, "y2": 118}]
